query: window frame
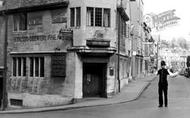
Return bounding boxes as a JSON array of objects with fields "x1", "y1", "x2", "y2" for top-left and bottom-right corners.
[
  {"x1": 29, "y1": 57, "x2": 45, "y2": 77},
  {"x1": 70, "y1": 8, "x2": 75, "y2": 27},
  {"x1": 28, "y1": 12, "x2": 43, "y2": 26},
  {"x1": 51, "y1": 8, "x2": 67, "y2": 24},
  {"x1": 70, "y1": 7, "x2": 81, "y2": 27},
  {"x1": 103, "y1": 8, "x2": 111, "y2": 27},
  {"x1": 12, "y1": 57, "x2": 27, "y2": 77},
  {"x1": 95, "y1": 8, "x2": 103, "y2": 27},
  {"x1": 86, "y1": 7, "x2": 111, "y2": 27},
  {"x1": 87, "y1": 7, "x2": 94, "y2": 26},
  {"x1": 12, "y1": 56, "x2": 44, "y2": 78},
  {"x1": 13, "y1": 13, "x2": 28, "y2": 32},
  {"x1": 76, "y1": 7, "x2": 81, "y2": 27}
]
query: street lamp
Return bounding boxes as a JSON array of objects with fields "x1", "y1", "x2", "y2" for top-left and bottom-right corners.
[{"x1": 0, "y1": 0, "x2": 8, "y2": 110}]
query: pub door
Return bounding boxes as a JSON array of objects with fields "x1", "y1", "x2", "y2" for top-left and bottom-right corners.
[{"x1": 83, "y1": 63, "x2": 106, "y2": 97}]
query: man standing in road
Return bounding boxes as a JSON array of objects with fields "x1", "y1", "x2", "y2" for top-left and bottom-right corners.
[{"x1": 157, "y1": 61, "x2": 180, "y2": 108}]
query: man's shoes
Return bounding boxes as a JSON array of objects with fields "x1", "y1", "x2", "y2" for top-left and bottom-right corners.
[
  {"x1": 158, "y1": 105, "x2": 163, "y2": 108},
  {"x1": 165, "y1": 105, "x2": 168, "y2": 107}
]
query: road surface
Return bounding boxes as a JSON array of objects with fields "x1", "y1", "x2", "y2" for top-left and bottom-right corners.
[{"x1": 1, "y1": 75, "x2": 190, "y2": 118}]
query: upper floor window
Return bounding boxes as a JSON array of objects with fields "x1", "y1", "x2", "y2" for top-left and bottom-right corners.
[
  {"x1": 13, "y1": 13, "x2": 27, "y2": 31},
  {"x1": 87, "y1": 7, "x2": 110, "y2": 27},
  {"x1": 51, "y1": 9, "x2": 67, "y2": 24},
  {"x1": 117, "y1": 13, "x2": 127, "y2": 38},
  {"x1": 28, "y1": 12, "x2": 42, "y2": 26},
  {"x1": 103, "y1": 9, "x2": 110, "y2": 27},
  {"x1": 70, "y1": 7, "x2": 81, "y2": 27},
  {"x1": 95, "y1": 8, "x2": 102, "y2": 26},
  {"x1": 87, "y1": 7, "x2": 94, "y2": 26}
]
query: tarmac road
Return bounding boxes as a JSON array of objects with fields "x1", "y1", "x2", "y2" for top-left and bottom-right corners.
[{"x1": 1, "y1": 75, "x2": 190, "y2": 118}]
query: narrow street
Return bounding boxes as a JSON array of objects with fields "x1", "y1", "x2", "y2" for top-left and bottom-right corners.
[{"x1": 0, "y1": 75, "x2": 190, "y2": 118}]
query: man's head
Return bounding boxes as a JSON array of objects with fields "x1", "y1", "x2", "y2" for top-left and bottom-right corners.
[{"x1": 161, "y1": 61, "x2": 166, "y2": 68}]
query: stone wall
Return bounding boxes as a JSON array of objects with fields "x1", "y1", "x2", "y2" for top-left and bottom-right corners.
[{"x1": 0, "y1": 6, "x2": 76, "y2": 107}]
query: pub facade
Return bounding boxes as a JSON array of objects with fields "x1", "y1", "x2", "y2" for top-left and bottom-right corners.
[{"x1": 0, "y1": 0, "x2": 131, "y2": 108}]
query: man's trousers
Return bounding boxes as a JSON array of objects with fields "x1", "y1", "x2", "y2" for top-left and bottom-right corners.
[{"x1": 158, "y1": 85, "x2": 168, "y2": 107}]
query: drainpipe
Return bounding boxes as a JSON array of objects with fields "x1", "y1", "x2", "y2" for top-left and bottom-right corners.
[
  {"x1": 2, "y1": 0, "x2": 8, "y2": 110},
  {"x1": 117, "y1": 10, "x2": 121, "y2": 93}
]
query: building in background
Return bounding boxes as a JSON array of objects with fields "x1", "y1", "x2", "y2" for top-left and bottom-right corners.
[{"x1": 129, "y1": 0, "x2": 145, "y2": 78}]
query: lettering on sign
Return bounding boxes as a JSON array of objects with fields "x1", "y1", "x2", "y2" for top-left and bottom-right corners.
[
  {"x1": 13, "y1": 29, "x2": 73, "y2": 42},
  {"x1": 14, "y1": 35, "x2": 56, "y2": 42}
]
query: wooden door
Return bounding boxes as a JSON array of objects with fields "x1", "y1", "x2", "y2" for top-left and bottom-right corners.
[{"x1": 83, "y1": 63, "x2": 106, "y2": 97}]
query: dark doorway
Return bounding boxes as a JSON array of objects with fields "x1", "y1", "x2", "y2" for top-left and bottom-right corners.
[{"x1": 83, "y1": 63, "x2": 106, "y2": 97}]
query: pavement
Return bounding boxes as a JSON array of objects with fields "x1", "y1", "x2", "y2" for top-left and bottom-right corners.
[{"x1": 0, "y1": 74, "x2": 156, "y2": 114}]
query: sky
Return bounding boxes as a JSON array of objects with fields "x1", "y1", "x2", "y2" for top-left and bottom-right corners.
[{"x1": 143, "y1": 0, "x2": 190, "y2": 41}]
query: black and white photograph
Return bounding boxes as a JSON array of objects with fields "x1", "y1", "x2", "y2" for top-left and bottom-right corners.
[{"x1": 0, "y1": 0, "x2": 189, "y2": 117}]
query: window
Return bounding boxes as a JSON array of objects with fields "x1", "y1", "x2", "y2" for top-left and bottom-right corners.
[
  {"x1": 95, "y1": 8, "x2": 102, "y2": 26},
  {"x1": 123, "y1": 21, "x2": 127, "y2": 37},
  {"x1": 51, "y1": 9, "x2": 67, "y2": 24},
  {"x1": 30, "y1": 57, "x2": 44, "y2": 77},
  {"x1": 70, "y1": 8, "x2": 75, "y2": 27},
  {"x1": 70, "y1": 7, "x2": 81, "y2": 27},
  {"x1": 12, "y1": 57, "x2": 26, "y2": 77},
  {"x1": 87, "y1": 7, "x2": 94, "y2": 26},
  {"x1": 87, "y1": 7, "x2": 110, "y2": 27},
  {"x1": 28, "y1": 12, "x2": 42, "y2": 26},
  {"x1": 76, "y1": 7, "x2": 81, "y2": 27},
  {"x1": 13, "y1": 13, "x2": 27, "y2": 31},
  {"x1": 12, "y1": 56, "x2": 45, "y2": 78},
  {"x1": 118, "y1": 14, "x2": 127, "y2": 38},
  {"x1": 103, "y1": 9, "x2": 110, "y2": 27}
]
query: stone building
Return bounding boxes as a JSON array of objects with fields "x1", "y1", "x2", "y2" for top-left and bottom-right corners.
[
  {"x1": 0, "y1": 0, "x2": 132, "y2": 108},
  {"x1": 129, "y1": 0, "x2": 145, "y2": 78},
  {"x1": 142, "y1": 22, "x2": 154, "y2": 74}
]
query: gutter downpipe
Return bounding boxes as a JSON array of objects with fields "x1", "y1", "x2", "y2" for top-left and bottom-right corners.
[
  {"x1": 2, "y1": 0, "x2": 8, "y2": 110},
  {"x1": 117, "y1": 10, "x2": 121, "y2": 93}
]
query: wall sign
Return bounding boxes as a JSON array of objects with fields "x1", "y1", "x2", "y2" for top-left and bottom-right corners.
[
  {"x1": 14, "y1": 34, "x2": 56, "y2": 42},
  {"x1": 13, "y1": 28, "x2": 73, "y2": 42}
]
